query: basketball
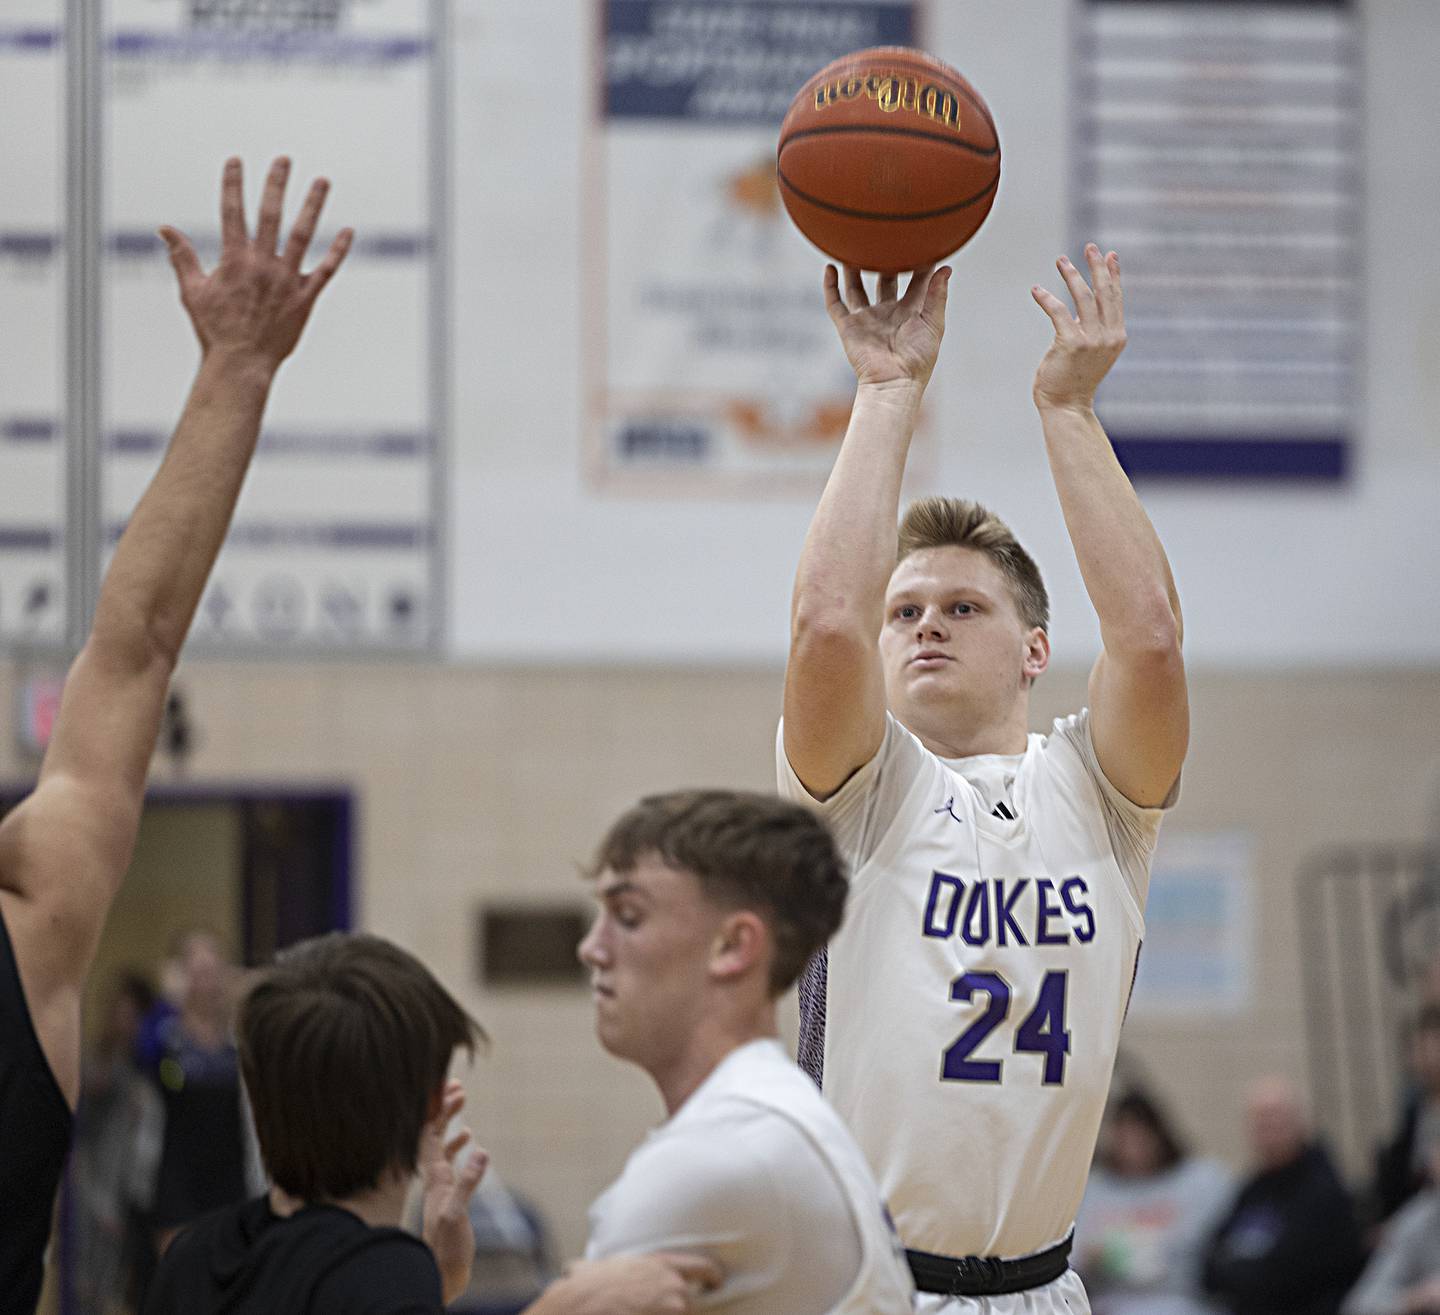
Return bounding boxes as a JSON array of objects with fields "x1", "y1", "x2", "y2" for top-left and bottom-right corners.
[{"x1": 776, "y1": 47, "x2": 1001, "y2": 274}]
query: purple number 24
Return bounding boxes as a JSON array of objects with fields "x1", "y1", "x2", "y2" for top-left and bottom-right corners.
[{"x1": 942, "y1": 970, "x2": 1070, "y2": 1085}]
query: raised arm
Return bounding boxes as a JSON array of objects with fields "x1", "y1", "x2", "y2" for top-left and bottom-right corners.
[
  {"x1": 783, "y1": 265, "x2": 950, "y2": 798},
  {"x1": 1030, "y1": 245, "x2": 1187, "y2": 807},
  {"x1": 0, "y1": 156, "x2": 351, "y2": 1104}
]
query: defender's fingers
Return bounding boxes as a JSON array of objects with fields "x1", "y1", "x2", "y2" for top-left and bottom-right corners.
[
  {"x1": 303, "y1": 227, "x2": 353, "y2": 301},
  {"x1": 458, "y1": 1148, "x2": 488, "y2": 1196},
  {"x1": 255, "y1": 156, "x2": 291, "y2": 255},
  {"x1": 158, "y1": 226, "x2": 203, "y2": 286},
  {"x1": 443, "y1": 1126, "x2": 472, "y2": 1160},
  {"x1": 219, "y1": 156, "x2": 247, "y2": 257},
  {"x1": 665, "y1": 1254, "x2": 723, "y2": 1291},
  {"x1": 822, "y1": 264, "x2": 848, "y2": 321},
  {"x1": 1031, "y1": 284, "x2": 1079, "y2": 335},
  {"x1": 877, "y1": 272, "x2": 898, "y2": 303},
  {"x1": 432, "y1": 1084, "x2": 464, "y2": 1126},
  {"x1": 843, "y1": 264, "x2": 869, "y2": 309},
  {"x1": 1056, "y1": 254, "x2": 1097, "y2": 325},
  {"x1": 282, "y1": 177, "x2": 329, "y2": 270}
]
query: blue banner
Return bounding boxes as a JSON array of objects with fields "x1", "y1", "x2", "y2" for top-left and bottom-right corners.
[{"x1": 605, "y1": 1, "x2": 915, "y2": 126}]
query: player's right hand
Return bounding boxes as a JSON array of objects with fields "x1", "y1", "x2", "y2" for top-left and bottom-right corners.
[
  {"x1": 554, "y1": 1251, "x2": 722, "y2": 1314},
  {"x1": 823, "y1": 264, "x2": 951, "y2": 390}
]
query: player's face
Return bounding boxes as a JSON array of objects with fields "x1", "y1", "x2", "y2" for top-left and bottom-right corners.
[
  {"x1": 1246, "y1": 1084, "x2": 1306, "y2": 1170},
  {"x1": 182, "y1": 937, "x2": 231, "y2": 1018},
  {"x1": 578, "y1": 857, "x2": 725, "y2": 1071},
  {"x1": 1107, "y1": 1113, "x2": 1164, "y2": 1177},
  {"x1": 880, "y1": 546, "x2": 1042, "y2": 722}
]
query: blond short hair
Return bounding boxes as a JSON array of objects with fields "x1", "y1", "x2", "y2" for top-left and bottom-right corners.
[{"x1": 897, "y1": 497, "x2": 1049, "y2": 633}]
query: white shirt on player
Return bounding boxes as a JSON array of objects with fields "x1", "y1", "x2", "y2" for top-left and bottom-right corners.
[
  {"x1": 777, "y1": 708, "x2": 1169, "y2": 1263},
  {"x1": 585, "y1": 1038, "x2": 914, "y2": 1314}
]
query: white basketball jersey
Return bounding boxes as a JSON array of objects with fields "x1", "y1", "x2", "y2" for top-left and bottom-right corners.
[
  {"x1": 777, "y1": 709, "x2": 1167, "y2": 1262},
  {"x1": 586, "y1": 1038, "x2": 915, "y2": 1314}
]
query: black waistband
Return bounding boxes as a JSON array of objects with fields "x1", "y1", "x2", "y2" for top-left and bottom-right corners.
[{"x1": 906, "y1": 1233, "x2": 1072, "y2": 1298}]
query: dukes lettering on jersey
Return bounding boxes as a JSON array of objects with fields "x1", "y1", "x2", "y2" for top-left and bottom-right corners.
[{"x1": 921, "y1": 872, "x2": 1096, "y2": 949}]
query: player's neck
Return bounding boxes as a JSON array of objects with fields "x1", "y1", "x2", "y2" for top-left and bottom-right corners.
[
  {"x1": 269, "y1": 1171, "x2": 409, "y2": 1231},
  {"x1": 902, "y1": 702, "x2": 1030, "y2": 760},
  {"x1": 651, "y1": 1000, "x2": 780, "y2": 1117}
]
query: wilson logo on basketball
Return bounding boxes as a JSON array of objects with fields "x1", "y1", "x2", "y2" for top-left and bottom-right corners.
[{"x1": 813, "y1": 74, "x2": 963, "y2": 133}]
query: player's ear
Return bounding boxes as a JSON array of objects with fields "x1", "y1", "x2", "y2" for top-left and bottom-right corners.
[
  {"x1": 710, "y1": 910, "x2": 768, "y2": 984},
  {"x1": 1022, "y1": 627, "x2": 1050, "y2": 684}
]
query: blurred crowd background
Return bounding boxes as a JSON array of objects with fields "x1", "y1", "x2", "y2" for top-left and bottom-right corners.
[{"x1": 65, "y1": 941, "x2": 1440, "y2": 1314}]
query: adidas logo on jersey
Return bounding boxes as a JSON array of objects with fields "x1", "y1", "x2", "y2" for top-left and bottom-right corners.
[{"x1": 935, "y1": 795, "x2": 1017, "y2": 822}]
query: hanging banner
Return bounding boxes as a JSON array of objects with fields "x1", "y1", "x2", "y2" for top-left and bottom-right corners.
[
  {"x1": 587, "y1": 0, "x2": 925, "y2": 495},
  {"x1": 1130, "y1": 830, "x2": 1255, "y2": 1017},
  {"x1": 101, "y1": 0, "x2": 443, "y2": 651},
  {"x1": 0, "y1": 5, "x2": 68, "y2": 648},
  {"x1": 1074, "y1": 0, "x2": 1360, "y2": 479}
]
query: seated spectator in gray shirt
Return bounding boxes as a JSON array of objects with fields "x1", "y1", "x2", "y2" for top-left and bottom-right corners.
[
  {"x1": 1344, "y1": 1124, "x2": 1440, "y2": 1315},
  {"x1": 1076, "y1": 1088, "x2": 1233, "y2": 1315}
]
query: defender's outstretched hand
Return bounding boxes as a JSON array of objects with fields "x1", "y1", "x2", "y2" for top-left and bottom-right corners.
[
  {"x1": 159, "y1": 155, "x2": 353, "y2": 370},
  {"x1": 823, "y1": 264, "x2": 951, "y2": 390},
  {"x1": 1031, "y1": 243, "x2": 1127, "y2": 412},
  {"x1": 536, "y1": 1253, "x2": 723, "y2": 1315},
  {"x1": 420, "y1": 1080, "x2": 490, "y2": 1304}
]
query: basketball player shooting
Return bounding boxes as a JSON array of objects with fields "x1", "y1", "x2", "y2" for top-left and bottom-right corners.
[
  {"x1": 0, "y1": 157, "x2": 349, "y2": 1313},
  {"x1": 778, "y1": 246, "x2": 1187, "y2": 1312}
]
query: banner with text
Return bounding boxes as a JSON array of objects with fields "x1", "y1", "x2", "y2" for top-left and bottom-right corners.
[
  {"x1": 102, "y1": 0, "x2": 443, "y2": 651},
  {"x1": 0, "y1": 4, "x2": 67, "y2": 647},
  {"x1": 1075, "y1": 0, "x2": 1360, "y2": 480},
  {"x1": 588, "y1": 0, "x2": 923, "y2": 495}
]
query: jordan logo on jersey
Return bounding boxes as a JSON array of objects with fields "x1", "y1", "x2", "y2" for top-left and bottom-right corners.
[
  {"x1": 934, "y1": 792, "x2": 1016, "y2": 823},
  {"x1": 933, "y1": 795, "x2": 965, "y2": 825}
]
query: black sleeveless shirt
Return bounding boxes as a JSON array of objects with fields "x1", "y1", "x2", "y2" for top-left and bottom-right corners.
[{"x1": 0, "y1": 902, "x2": 75, "y2": 1315}]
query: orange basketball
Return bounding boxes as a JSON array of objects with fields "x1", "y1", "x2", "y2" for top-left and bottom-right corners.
[{"x1": 777, "y1": 47, "x2": 1000, "y2": 274}]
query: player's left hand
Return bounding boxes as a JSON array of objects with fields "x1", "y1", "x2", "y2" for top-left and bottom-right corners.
[
  {"x1": 419, "y1": 1078, "x2": 490, "y2": 1305},
  {"x1": 159, "y1": 155, "x2": 353, "y2": 375},
  {"x1": 1030, "y1": 242, "x2": 1127, "y2": 413}
]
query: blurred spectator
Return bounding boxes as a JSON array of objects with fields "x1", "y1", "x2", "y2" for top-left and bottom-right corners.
[
  {"x1": 1075, "y1": 1088, "x2": 1232, "y2": 1315},
  {"x1": 1422, "y1": 953, "x2": 1440, "y2": 1009},
  {"x1": 133, "y1": 949, "x2": 183, "y2": 1075},
  {"x1": 1201, "y1": 1076, "x2": 1365, "y2": 1315},
  {"x1": 71, "y1": 971, "x2": 164, "y2": 1314},
  {"x1": 146, "y1": 930, "x2": 263, "y2": 1253},
  {"x1": 1344, "y1": 1120, "x2": 1440, "y2": 1315},
  {"x1": 1374, "y1": 1005, "x2": 1440, "y2": 1222}
]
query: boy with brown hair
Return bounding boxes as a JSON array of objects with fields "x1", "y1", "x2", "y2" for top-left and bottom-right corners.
[{"x1": 146, "y1": 932, "x2": 718, "y2": 1315}]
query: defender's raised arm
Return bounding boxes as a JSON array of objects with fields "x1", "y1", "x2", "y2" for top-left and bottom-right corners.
[{"x1": 0, "y1": 156, "x2": 352, "y2": 1106}]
